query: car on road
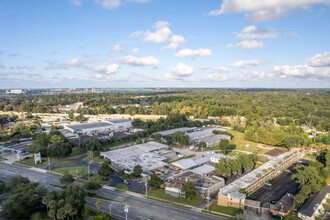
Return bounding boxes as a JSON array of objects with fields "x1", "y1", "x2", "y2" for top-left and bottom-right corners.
[
  {"x1": 177, "y1": 154, "x2": 185, "y2": 158},
  {"x1": 124, "y1": 180, "x2": 129, "y2": 185}
]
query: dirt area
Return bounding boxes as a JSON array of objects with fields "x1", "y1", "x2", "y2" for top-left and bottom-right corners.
[{"x1": 265, "y1": 148, "x2": 288, "y2": 157}]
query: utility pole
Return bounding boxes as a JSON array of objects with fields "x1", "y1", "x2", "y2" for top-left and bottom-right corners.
[
  {"x1": 145, "y1": 178, "x2": 148, "y2": 198},
  {"x1": 88, "y1": 163, "x2": 90, "y2": 180},
  {"x1": 124, "y1": 203, "x2": 129, "y2": 220},
  {"x1": 109, "y1": 201, "x2": 114, "y2": 218},
  {"x1": 279, "y1": 202, "x2": 283, "y2": 220},
  {"x1": 48, "y1": 157, "x2": 50, "y2": 171},
  {"x1": 207, "y1": 190, "x2": 210, "y2": 212}
]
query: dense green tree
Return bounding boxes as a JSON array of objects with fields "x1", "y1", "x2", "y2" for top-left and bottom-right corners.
[
  {"x1": 59, "y1": 172, "x2": 75, "y2": 186},
  {"x1": 84, "y1": 178, "x2": 102, "y2": 192},
  {"x1": 82, "y1": 139, "x2": 103, "y2": 161},
  {"x1": 182, "y1": 181, "x2": 197, "y2": 202},
  {"x1": 133, "y1": 164, "x2": 143, "y2": 177},
  {"x1": 198, "y1": 141, "x2": 207, "y2": 151},
  {"x1": 0, "y1": 179, "x2": 47, "y2": 220},
  {"x1": 218, "y1": 139, "x2": 230, "y2": 153},
  {"x1": 98, "y1": 160, "x2": 114, "y2": 179},
  {"x1": 148, "y1": 173, "x2": 163, "y2": 189}
]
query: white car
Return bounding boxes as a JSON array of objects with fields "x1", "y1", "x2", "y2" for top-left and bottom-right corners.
[{"x1": 178, "y1": 154, "x2": 185, "y2": 158}]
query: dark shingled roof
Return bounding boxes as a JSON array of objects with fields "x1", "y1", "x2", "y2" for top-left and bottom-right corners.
[{"x1": 299, "y1": 185, "x2": 330, "y2": 217}]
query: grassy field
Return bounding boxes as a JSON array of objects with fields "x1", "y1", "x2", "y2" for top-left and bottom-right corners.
[
  {"x1": 147, "y1": 189, "x2": 204, "y2": 206},
  {"x1": 208, "y1": 204, "x2": 242, "y2": 216},
  {"x1": 230, "y1": 131, "x2": 270, "y2": 154},
  {"x1": 67, "y1": 147, "x2": 86, "y2": 157},
  {"x1": 82, "y1": 155, "x2": 104, "y2": 163},
  {"x1": 53, "y1": 166, "x2": 88, "y2": 177},
  {"x1": 52, "y1": 160, "x2": 76, "y2": 168},
  {"x1": 115, "y1": 183, "x2": 129, "y2": 191},
  {"x1": 16, "y1": 157, "x2": 49, "y2": 167},
  {"x1": 16, "y1": 147, "x2": 85, "y2": 167}
]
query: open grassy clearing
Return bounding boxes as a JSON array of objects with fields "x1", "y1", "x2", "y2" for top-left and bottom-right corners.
[
  {"x1": 52, "y1": 160, "x2": 76, "y2": 167},
  {"x1": 207, "y1": 203, "x2": 242, "y2": 216},
  {"x1": 53, "y1": 166, "x2": 88, "y2": 177},
  {"x1": 147, "y1": 189, "x2": 204, "y2": 206}
]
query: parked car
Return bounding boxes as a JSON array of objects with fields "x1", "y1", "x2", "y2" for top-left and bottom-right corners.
[{"x1": 177, "y1": 154, "x2": 185, "y2": 158}]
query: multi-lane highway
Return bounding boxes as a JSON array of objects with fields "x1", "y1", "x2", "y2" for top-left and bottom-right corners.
[{"x1": 0, "y1": 162, "x2": 223, "y2": 220}]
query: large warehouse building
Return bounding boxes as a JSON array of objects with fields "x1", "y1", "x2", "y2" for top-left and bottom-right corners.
[
  {"x1": 64, "y1": 118, "x2": 132, "y2": 135},
  {"x1": 101, "y1": 141, "x2": 175, "y2": 172}
]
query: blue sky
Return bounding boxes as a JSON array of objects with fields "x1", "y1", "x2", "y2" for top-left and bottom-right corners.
[{"x1": 0, "y1": 0, "x2": 330, "y2": 88}]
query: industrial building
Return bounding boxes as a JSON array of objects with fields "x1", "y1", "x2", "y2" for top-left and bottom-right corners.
[
  {"x1": 197, "y1": 134, "x2": 231, "y2": 148},
  {"x1": 165, "y1": 170, "x2": 225, "y2": 197},
  {"x1": 217, "y1": 152, "x2": 298, "y2": 209},
  {"x1": 298, "y1": 185, "x2": 330, "y2": 220},
  {"x1": 101, "y1": 142, "x2": 175, "y2": 172},
  {"x1": 154, "y1": 127, "x2": 197, "y2": 137},
  {"x1": 63, "y1": 118, "x2": 132, "y2": 135},
  {"x1": 186, "y1": 128, "x2": 225, "y2": 140},
  {"x1": 172, "y1": 152, "x2": 234, "y2": 170}
]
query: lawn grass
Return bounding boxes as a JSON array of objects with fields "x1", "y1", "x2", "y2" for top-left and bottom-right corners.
[
  {"x1": 53, "y1": 166, "x2": 88, "y2": 177},
  {"x1": 230, "y1": 131, "x2": 269, "y2": 154},
  {"x1": 170, "y1": 154, "x2": 196, "y2": 163},
  {"x1": 15, "y1": 147, "x2": 85, "y2": 167},
  {"x1": 115, "y1": 183, "x2": 129, "y2": 191},
  {"x1": 147, "y1": 189, "x2": 204, "y2": 206},
  {"x1": 67, "y1": 147, "x2": 86, "y2": 157},
  {"x1": 52, "y1": 160, "x2": 76, "y2": 168},
  {"x1": 208, "y1": 203, "x2": 242, "y2": 216},
  {"x1": 16, "y1": 157, "x2": 48, "y2": 167},
  {"x1": 82, "y1": 153, "x2": 104, "y2": 163}
]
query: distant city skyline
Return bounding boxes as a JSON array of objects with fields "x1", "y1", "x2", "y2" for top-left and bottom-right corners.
[{"x1": 0, "y1": 0, "x2": 330, "y2": 88}]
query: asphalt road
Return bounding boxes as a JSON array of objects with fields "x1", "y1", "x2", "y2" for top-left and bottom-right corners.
[{"x1": 0, "y1": 162, "x2": 223, "y2": 220}]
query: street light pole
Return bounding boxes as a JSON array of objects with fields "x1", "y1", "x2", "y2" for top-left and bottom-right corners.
[
  {"x1": 145, "y1": 179, "x2": 148, "y2": 198},
  {"x1": 124, "y1": 203, "x2": 129, "y2": 220},
  {"x1": 48, "y1": 157, "x2": 50, "y2": 171},
  {"x1": 207, "y1": 190, "x2": 210, "y2": 212},
  {"x1": 88, "y1": 163, "x2": 90, "y2": 180},
  {"x1": 279, "y1": 202, "x2": 283, "y2": 220},
  {"x1": 109, "y1": 201, "x2": 114, "y2": 219}
]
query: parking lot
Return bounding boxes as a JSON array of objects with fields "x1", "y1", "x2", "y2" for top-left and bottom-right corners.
[{"x1": 247, "y1": 160, "x2": 309, "y2": 208}]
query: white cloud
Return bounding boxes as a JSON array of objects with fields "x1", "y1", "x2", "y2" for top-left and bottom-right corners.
[
  {"x1": 175, "y1": 48, "x2": 212, "y2": 57},
  {"x1": 95, "y1": 0, "x2": 121, "y2": 9},
  {"x1": 130, "y1": 21, "x2": 186, "y2": 49},
  {"x1": 213, "y1": 67, "x2": 233, "y2": 73},
  {"x1": 226, "y1": 40, "x2": 265, "y2": 50},
  {"x1": 162, "y1": 43, "x2": 180, "y2": 50},
  {"x1": 67, "y1": 58, "x2": 82, "y2": 67},
  {"x1": 209, "y1": 0, "x2": 329, "y2": 22},
  {"x1": 129, "y1": 31, "x2": 144, "y2": 38},
  {"x1": 305, "y1": 52, "x2": 330, "y2": 67},
  {"x1": 116, "y1": 55, "x2": 160, "y2": 66},
  {"x1": 93, "y1": 64, "x2": 120, "y2": 75},
  {"x1": 113, "y1": 44, "x2": 124, "y2": 52},
  {"x1": 237, "y1": 25, "x2": 278, "y2": 40},
  {"x1": 70, "y1": 0, "x2": 82, "y2": 6},
  {"x1": 231, "y1": 59, "x2": 267, "y2": 68},
  {"x1": 250, "y1": 52, "x2": 330, "y2": 81},
  {"x1": 131, "y1": 48, "x2": 139, "y2": 54},
  {"x1": 201, "y1": 73, "x2": 231, "y2": 81},
  {"x1": 165, "y1": 63, "x2": 195, "y2": 79}
]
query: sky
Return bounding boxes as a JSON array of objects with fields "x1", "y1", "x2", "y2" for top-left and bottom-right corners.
[{"x1": 0, "y1": 0, "x2": 330, "y2": 88}]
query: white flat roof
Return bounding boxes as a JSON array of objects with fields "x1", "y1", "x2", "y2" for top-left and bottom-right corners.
[{"x1": 218, "y1": 152, "x2": 292, "y2": 200}]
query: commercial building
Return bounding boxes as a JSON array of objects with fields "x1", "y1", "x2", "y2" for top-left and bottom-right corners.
[
  {"x1": 218, "y1": 152, "x2": 298, "y2": 209},
  {"x1": 0, "y1": 141, "x2": 32, "y2": 154},
  {"x1": 154, "y1": 127, "x2": 197, "y2": 137},
  {"x1": 270, "y1": 193, "x2": 295, "y2": 216},
  {"x1": 165, "y1": 170, "x2": 225, "y2": 197},
  {"x1": 102, "y1": 118, "x2": 132, "y2": 131},
  {"x1": 172, "y1": 152, "x2": 234, "y2": 170},
  {"x1": 197, "y1": 134, "x2": 231, "y2": 148},
  {"x1": 298, "y1": 186, "x2": 330, "y2": 220},
  {"x1": 101, "y1": 141, "x2": 175, "y2": 172},
  {"x1": 64, "y1": 122, "x2": 114, "y2": 135},
  {"x1": 6, "y1": 89, "x2": 26, "y2": 94},
  {"x1": 63, "y1": 119, "x2": 132, "y2": 135}
]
